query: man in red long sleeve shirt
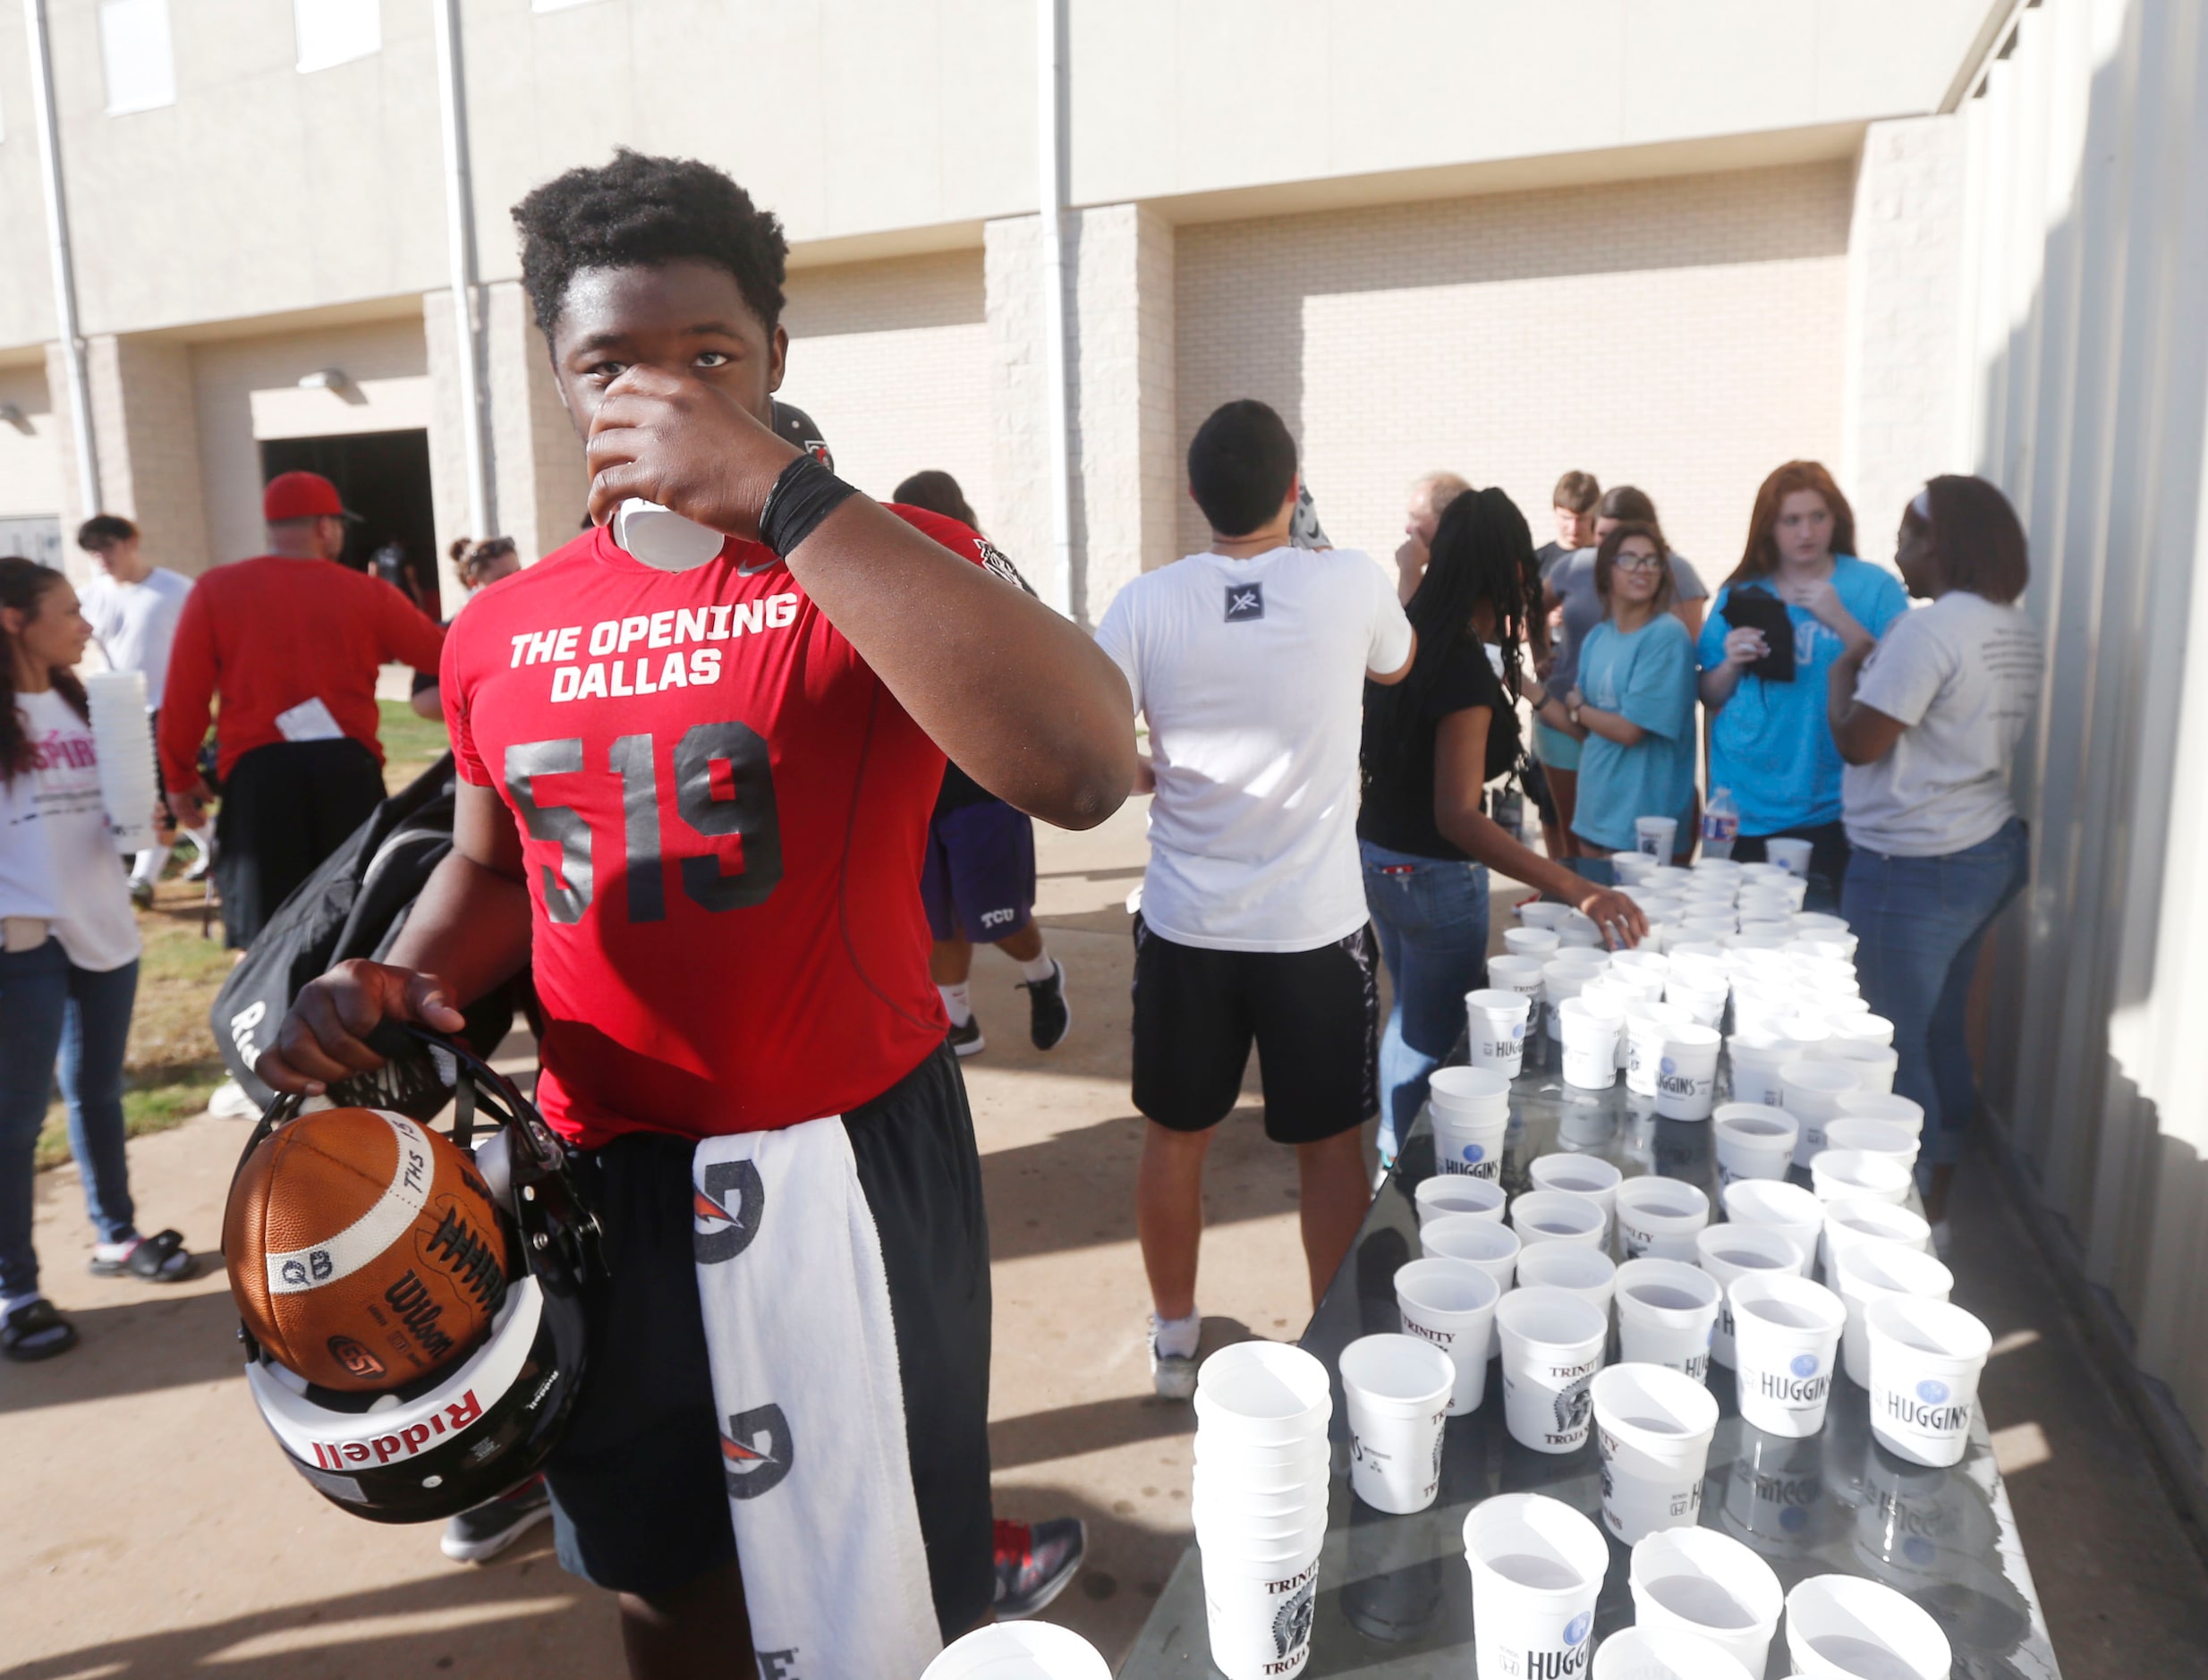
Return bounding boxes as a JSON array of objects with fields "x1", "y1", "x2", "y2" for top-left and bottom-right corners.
[{"x1": 159, "y1": 471, "x2": 445, "y2": 948}]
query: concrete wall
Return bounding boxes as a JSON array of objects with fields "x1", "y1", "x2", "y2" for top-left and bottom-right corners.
[
  {"x1": 0, "y1": 0, "x2": 1991, "y2": 352},
  {"x1": 1171, "y1": 162, "x2": 1855, "y2": 578},
  {"x1": 1961, "y1": 0, "x2": 2208, "y2": 1508},
  {"x1": 0, "y1": 363, "x2": 61, "y2": 522}
]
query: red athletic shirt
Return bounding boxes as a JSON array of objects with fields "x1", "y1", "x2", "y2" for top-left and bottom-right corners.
[
  {"x1": 443, "y1": 509, "x2": 988, "y2": 1147},
  {"x1": 158, "y1": 556, "x2": 445, "y2": 790}
]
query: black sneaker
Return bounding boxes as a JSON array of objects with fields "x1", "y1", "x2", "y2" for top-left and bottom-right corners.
[
  {"x1": 994, "y1": 1517, "x2": 1085, "y2": 1619},
  {"x1": 1019, "y1": 961, "x2": 1072, "y2": 1051},
  {"x1": 946, "y1": 1015, "x2": 985, "y2": 1057},
  {"x1": 440, "y1": 1473, "x2": 552, "y2": 1564}
]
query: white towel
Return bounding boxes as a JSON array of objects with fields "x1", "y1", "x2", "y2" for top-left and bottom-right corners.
[{"x1": 692, "y1": 1118, "x2": 943, "y2": 1680}]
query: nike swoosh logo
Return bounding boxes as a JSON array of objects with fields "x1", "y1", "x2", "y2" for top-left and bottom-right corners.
[{"x1": 735, "y1": 556, "x2": 784, "y2": 577}]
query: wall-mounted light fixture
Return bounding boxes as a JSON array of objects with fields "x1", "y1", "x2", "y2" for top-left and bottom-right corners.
[
  {"x1": 0, "y1": 403, "x2": 32, "y2": 434},
  {"x1": 298, "y1": 368, "x2": 351, "y2": 394}
]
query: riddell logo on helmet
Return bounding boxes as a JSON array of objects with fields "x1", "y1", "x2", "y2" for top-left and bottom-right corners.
[{"x1": 306, "y1": 1389, "x2": 484, "y2": 1470}]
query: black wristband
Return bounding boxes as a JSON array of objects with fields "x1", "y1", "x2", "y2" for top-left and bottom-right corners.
[{"x1": 757, "y1": 454, "x2": 858, "y2": 556}]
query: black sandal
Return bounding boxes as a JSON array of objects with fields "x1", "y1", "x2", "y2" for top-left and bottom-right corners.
[
  {"x1": 2, "y1": 1297, "x2": 78, "y2": 1362},
  {"x1": 88, "y1": 1228, "x2": 198, "y2": 1284}
]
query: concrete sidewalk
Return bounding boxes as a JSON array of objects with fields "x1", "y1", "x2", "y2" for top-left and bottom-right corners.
[{"x1": 3, "y1": 800, "x2": 2203, "y2": 1676}]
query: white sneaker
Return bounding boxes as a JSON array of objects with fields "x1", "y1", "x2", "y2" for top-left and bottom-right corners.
[
  {"x1": 1149, "y1": 1317, "x2": 1199, "y2": 1400},
  {"x1": 208, "y1": 1079, "x2": 260, "y2": 1120}
]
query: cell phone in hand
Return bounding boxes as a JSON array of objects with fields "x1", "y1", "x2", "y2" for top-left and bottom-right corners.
[{"x1": 1722, "y1": 587, "x2": 1796, "y2": 683}]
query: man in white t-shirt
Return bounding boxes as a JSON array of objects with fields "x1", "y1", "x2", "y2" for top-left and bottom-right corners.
[
  {"x1": 74, "y1": 516, "x2": 211, "y2": 900},
  {"x1": 1094, "y1": 399, "x2": 1415, "y2": 1397}
]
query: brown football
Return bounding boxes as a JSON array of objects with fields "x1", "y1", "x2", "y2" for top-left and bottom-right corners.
[{"x1": 225, "y1": 1107, "x2": 511, "y2": 1393}]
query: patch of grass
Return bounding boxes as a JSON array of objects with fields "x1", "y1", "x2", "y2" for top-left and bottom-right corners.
[{"x1": 378, "y1": 698, "x2": 450, "y2": 793}]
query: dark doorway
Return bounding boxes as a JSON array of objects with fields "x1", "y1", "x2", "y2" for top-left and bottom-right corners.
[{"x1": 260, "y1": 429, "x2": 439, "y2": 611}]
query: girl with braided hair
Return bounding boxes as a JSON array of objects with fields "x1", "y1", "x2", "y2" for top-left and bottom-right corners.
[{"x1": 1359, "y1": 489, "x2": 1646, "y2": 1159}]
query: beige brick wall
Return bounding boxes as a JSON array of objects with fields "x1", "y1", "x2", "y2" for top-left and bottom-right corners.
[
  {"x1": 1842, "y1": 115, "x2": 1969, "y2": 549},
  {"x1": 47, "y1": 335, "x2": 214, "y2": 581},
  {"x1": 0, "y1": 363, "x2": 61, "y2": 523},
  {"x1": 1172, "y1": 162, "x2": 1856, "y2": 585},
  {"x1": 779, "y1": 250, "x2": 994, "y2": 523}
]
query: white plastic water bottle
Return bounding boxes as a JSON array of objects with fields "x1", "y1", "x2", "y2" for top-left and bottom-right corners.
[
  {"x1": 611, "y1": 499, "x2": 726, "y2": 571},
  {"x1": 1702, "y1": 787, "x2": 1740, "y2": 860}
]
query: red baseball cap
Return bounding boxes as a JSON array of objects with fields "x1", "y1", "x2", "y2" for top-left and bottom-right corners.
[{"x1": 262, "y1": 471, "x2": 359, "y2": 523}]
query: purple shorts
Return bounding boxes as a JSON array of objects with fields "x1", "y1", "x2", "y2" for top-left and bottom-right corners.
[{"x1": 921, "y1": 799, "x2": 1037, "y2": 944}]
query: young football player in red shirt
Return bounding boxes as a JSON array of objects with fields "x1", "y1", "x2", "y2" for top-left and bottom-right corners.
[{"x1": 256, "y1": 149, "x2": 1133, "y2": 1676}]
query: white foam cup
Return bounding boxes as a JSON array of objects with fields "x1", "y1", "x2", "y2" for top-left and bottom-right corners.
[
  {"x1": 1487, "y1": 955, "x2": 1548, "y2": 1018},
  {"x1": 1666, "y1": 978, "x2": 1728, "y2": 1031},
  {"x1": 1864, "y1": 1296, "x2": 1991, "y2": 1468},
  {"x1": 1612, "y1": 852, "x2": 1660, "y2": 884},
  {"x1": 1724, "y1": 1029, "x2": 1795, "y2": 1108},
  {"x1": 1193, "y1": 1342, "x2": 1332, "y2": 1445},
  {"x1": 1809, "y1": 1149, "x2": 1913, "y2": 1208},
  {"x1": 1831, "y1": 1240, "x2": 1953, "y2": 1388},
  {"x1": 1614, "y1": 1260, "x2": 1720, "y2": 1382},
  {"x1": 1528, "y1": 1154, "x2": 1621, "y2": 1241},
  {"x1": 1429, "y1": 1066, "x2": 1511, "y2": 1179},
  {"x1": 1712, "y1": 1104, "x2": 1799, "y2": 1186},
  {"x1": 1627, "y1": 1526, "x2": 1783, "y2": 1677},
  {"x1": 1590, "y1": 1625, "x2": 1754, "y2": 1680},
  {"x1": 1694, "y1": 1224, "x2": 1805, "y2": 1367},
  {"x1": 1652, "y1": 1023, "x2": 1722, "y2": 1119},
  {"x1": 1825, "y1": 1043, "x2": 1898, "y2": 1094},
  {"x1": 1495, "y1": 1287, "x2": 1608, "y2": 1453},
  {"x1": 1822, "y1": 1198, "x2": 1932, "y2": 1279},
  {"x1": 1822, "y1": 1116, "x2": 1920, "y2": 1175},
  {"x1": 1465, "y1": 988, "x2": 1533, "y2": 1078},
  {"x1": 1826, "y1": 1012, "x2": 1896, "y2": 1050},
  {"x1": 1556, "y1": 910, "x2": 1604, "y2": 949},
  {"x1": 1612, "y1": 1176, "x2": 1710, "y2": 1262},
  {"x1": 1833, "y1": 1090, "x2": 1926, "y2": 1140},
  {"x1": 1516, "y1": 1242, "x2": 1617, "y2": 1323},
  {"x1": 1635, "y1": 815, "x2": 1680, "y2": 858},
  {"x1": 1542, "y1": 954, "x2": 1610, "y2": 1038},
  {"x1": 1763, "y1": 837, "x2": 1814, "y2": 878},
  {"x1": 1625, "y1": 1001, "x2": 1692, "y2": 1097},
  {"x1": 1780, "y1": 1058, "x2": 1860, "y2": 1165},
  {"x1": 1510, "y1": 1190, "x2": 1608, "y2": 1251},
  {"x1": 1463, "y1": 1494, "x2": 1608, "y2": 1680},
  {"x1": 1720, "y1": 1180, "x2": 1822, "y2": 1278},
  {"x1": 1518, "y1": 900, "x2": 1572, "y2": 931},
  {"x1": 923, "y1": 1621, "x2": 1113, "y2": 1680},
  {"x1": 1791, "y1": 912, "x2": 1850, "y2": 936},
  {"x1": 1422, "y1": 1213, "x2": 1522, "y2": 1297},
  {"x1": 1414, "y1": 1174, "x2": 1507, "y2": 1227},
  {"x1": 1610, "y1": 947, "x2": 1671, "y2": 984},
  {"x1": 1504, "y1": 925, "x2": 1562, "y2": 961},
  {"x1": 1201, "y1": 1541, "x2": 1322, "y2": 1680},
  {"x1": 1728, "y1": 1273, "x2": 1846, "y2": 1437},
  {"x1": 1591, "y1": 1362, "x2": 1720, "y2": 1545},
  {"x1": 1783, "y1": 1574, "x2": 1952, "y2": 1680},
  {"x1": 1558, "y1": 994, "x2": 1625, "y2": 1089},
  {"x1": 1339, "y1": 1333, "x2": 1456, "y2": 1514},
  {"x1": 1189, "y1": 1437, "x2": 1329, "y2": 1485},
  {"x1": 1394, "y1": 1259, "x2": 1501, "y2": 1414}
]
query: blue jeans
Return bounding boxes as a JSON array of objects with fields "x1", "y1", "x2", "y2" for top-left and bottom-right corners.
[
  {"x1": 1361, "y1": 841, "x2": 1490, "y2": 1160},
  {"x1": 1841, "y1": 819, "x2": 2028, "y2": 1168},
  {"x1": 0, "y1": 940, "x2": 140, "y2": 1300}
]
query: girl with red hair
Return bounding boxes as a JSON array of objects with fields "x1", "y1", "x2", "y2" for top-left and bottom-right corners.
[{"x1": 1696, "y1": 462, "x2": 1908, "y2": 906}]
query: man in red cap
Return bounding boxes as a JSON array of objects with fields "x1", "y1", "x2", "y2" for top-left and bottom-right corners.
[{"x1": 159, "y1": 471, "x2": 446, "y2": 949}]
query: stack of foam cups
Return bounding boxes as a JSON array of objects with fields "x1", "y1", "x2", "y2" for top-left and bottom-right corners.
[
  {"x1": 1339, "y1": 1333, "x2": 1456, "y2": 1514},
  {"x1": 1427, "y1": 1067, "x2": 1510, "y2": 1180},
  {"x1": 1463, "y1": 1494, "x2": 1609, "y2": 1680},
  {"x1": 922, "y1": 1623, "x2": 1111, "y2": 1679},
  {"x1": 1590, "y1": 1363, "x2": 1720, "y2": 1543},
  {"x1": 81, "y1": 670, "x2": 157, "y2": 853},
  {"x1": 1193, "y1": 1344, "x2": 1332, "y2": 1679}
]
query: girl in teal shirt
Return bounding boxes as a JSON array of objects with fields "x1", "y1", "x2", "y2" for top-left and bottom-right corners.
[
  {"x1": 1698, "y1": 461, "x2": 1908, "y2": 907},
  {"x1": 1534, "y1": 522, "x2": 1698, "y2": 859}
]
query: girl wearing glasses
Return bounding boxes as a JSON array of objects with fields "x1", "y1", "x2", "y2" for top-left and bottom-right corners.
[{"x1": 1533, "y1": 521, "x2": 1697, "y2": 865}]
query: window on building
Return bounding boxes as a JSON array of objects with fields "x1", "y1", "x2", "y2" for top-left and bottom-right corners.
[
  {"x1": 294, "y1": 0, "x2": 380, "y2": 72},
  {"x1": 99, "y1": 0, "x2": 176, "y2": 115}
]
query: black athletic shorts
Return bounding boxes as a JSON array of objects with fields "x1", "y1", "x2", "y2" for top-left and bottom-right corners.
[
  {"x1": 213, "y1": 737, "x2": 386, "y2": 949},
  {"x1": 542, "y1": 1043, "x2": 995, "y2": 1637},
  {"x1": 1130, "y1": 913, "x2": 1380, "y2": 1144}
]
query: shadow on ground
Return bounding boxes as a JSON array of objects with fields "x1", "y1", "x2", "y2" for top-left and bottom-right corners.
[{"x1": 0, "y1": 1277, "x2": 243, "y2": 1415}]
